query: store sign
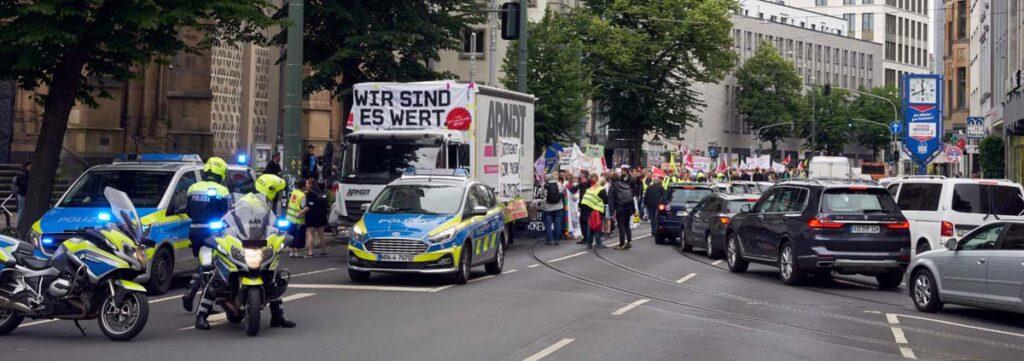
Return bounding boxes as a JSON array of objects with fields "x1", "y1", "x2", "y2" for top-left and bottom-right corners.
[
  {"x1": 966, "y1": 117, "x2": 985, "y2": 139},
  {"x1": 902, "y1": 74, "x2": 944, "y2": 170}
]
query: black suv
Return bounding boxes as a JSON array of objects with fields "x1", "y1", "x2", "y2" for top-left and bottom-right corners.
[
  {"x1": 725, "y1": 179, "x2": 911, "y2": 288},
  {"x1": 654, "y1": 183, "x2": 716, "y2": 244}
]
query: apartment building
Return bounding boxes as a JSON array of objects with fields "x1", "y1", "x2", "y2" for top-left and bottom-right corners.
[
  {"x1": 787, "y1": 0, "x2": 932, "y2": 87},
  {"x1": 943, "y1": 0, "x2": 970, "y2": 133},
  {"x1": 1004, "y1": 0, "x2": 1024, "y2": 181}
]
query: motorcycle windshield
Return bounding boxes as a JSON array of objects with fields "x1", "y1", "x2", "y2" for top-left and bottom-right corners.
[
  {"x1": 224, "y1": 196, "x2": 275, "y2": 242},
  {"x1": 104, "y1": 187, "x2": 141, "y2": 241}
]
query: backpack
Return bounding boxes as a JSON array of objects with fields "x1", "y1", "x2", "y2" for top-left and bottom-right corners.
[
  {"x1": 588, "y1": 210, "x2": 603, "y2": 231},
  {"x1": 614, "y1": 182, "x2": 633, "y2": 207},
  {"x1": 544, "y1": 182, "x2": 563, "y2": 204}
]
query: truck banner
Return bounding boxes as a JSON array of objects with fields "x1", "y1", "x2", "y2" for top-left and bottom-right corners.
[
  {"x1": 350, "y1": 82, "x2": 475, "y2": 130},
  {"x1": 498, "y1": 137, "x2": 522, "y2": 201}
]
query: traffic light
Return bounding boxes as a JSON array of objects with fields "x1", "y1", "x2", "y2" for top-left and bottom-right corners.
[{"x1": 500, "y1": 2, "x2": 521, "y2": 40}]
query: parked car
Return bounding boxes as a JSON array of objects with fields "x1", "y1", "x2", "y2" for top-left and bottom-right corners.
[
  {"x1": 653, "y1": 183, "x2": 716, "y2": 244},
  {"x1": 909, "y1": 221, "x2": 1024, "y2": 314},
  {"x1": 885, "y1": 176, "x2": 1024, "y2": 255},
  {"x1": 726, "y1": 179, "x2": 911, "y2": 288},
  {"x1": 713, "y1": 181, "x2": 762, "y2": 195},
  {"x1": 681, "y1": 193, "x2": 760, "y2": 259}
]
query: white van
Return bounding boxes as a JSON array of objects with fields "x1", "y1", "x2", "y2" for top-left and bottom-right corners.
[
  {"x1": 886, "y1": 176, "x2": 1024, "y2": 255},
  {"x1": 808, "y1": 156, "x2": 853, "y2": 179}
]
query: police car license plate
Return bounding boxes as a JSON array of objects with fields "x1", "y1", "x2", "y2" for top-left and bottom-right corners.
[
  {"x1": 676, "y1": 211, "x2": 687, "y2": 217},
  {"x1": 850, "y1": 225, "x2": 880, "y2": 234},
  {"x1": 378, "y1": 253, "x2": 413, "y2": 262}
]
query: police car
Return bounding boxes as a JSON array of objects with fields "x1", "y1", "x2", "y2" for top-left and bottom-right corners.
[
  {"x1": 347, "y1": 169, "x2": 506, "y2": 284},
  {"x1": 30, "y1": 154, "x2": 256, "y2": 294}
]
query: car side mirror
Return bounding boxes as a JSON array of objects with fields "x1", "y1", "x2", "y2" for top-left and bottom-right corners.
[
  {"x1": 360, "y1": 203, "x2": 370, "y2": 211},
  {"x1": 470, "y1": 206, "x2": 489, "y2": 217},
  {"x1": 944, "y1": 238, "x2": 958, "y2": 251},
  {"x1": 740, "y1": 204, "x2": 751, "y2": 213}
]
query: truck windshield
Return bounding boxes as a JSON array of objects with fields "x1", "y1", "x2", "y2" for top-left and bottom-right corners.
[
  {"x1": 61, "y1": 170, "x2": 174, "y2": 208},
  {"x1": 369, "y1": 185, "x2": 464, "y2": 215},
  {"x1": 343, "y1": 143, "x2": 443, "y2": 184}
]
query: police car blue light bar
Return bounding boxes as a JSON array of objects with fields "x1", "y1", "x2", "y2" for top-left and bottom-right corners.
[
  {"x1": 402, "y1": 168, "x2": 469, "y2": 177},
  {"x1": 236, "y1": 153, "x2": 248, "y2": 165},
  {"x1": 115, "y1": 153, "x2": 203, "y2": 163},
  {"x1": 98, "y1": 212, "x2": 111, "y2": 221}
]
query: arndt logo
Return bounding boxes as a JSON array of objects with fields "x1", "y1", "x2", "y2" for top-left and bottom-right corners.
[{"x1": 346, "y1": 189, "x2": 371, "y2": 197}]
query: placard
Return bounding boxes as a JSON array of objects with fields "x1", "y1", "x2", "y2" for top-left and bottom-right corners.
[
  {"x1": 350, "y1": 82, "x2": 475, "y2": 131},
  {"x1": 498, "y1": 137, "x2": 521, "y2": 200}
]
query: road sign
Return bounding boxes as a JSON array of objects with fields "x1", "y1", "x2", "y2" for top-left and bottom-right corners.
[
  {"x1": 966, "y1": 144, "x2": 979, "y2": 154},
  {"x1": 889, "y1": 121, "x2": 902, "y2": 135},
  {"x1": 944, "y1": 144, "x2": 962, "y2": 163},
  {"x1": 966, "y1": 117, "x2": 985, "y2": 139},
  {"x1": 902, "y1": 74, "x2": 944, "y2": 174},
  {"x1": 708, "y1": 146, "x2": 719, "y2": 159}
]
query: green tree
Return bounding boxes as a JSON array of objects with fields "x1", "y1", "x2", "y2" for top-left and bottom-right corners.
[
  {"x1": 502, "y1": 10, "x2": 591, "y2": 152},
  {"x1": 735, "y1": 42, "x2": 804, "y2": 159},
  {"x1": 294, "y1": 0, "x2": 481, "y2": 121},
  {"x1": 800, "y1": 86, "x2": 853, "y2": 155},
  {"x1": 979, "y1": 135, "x2": 1005, "y2": 178},
  {"x1": 577, "y1": 0, "x2": 738, "y2": 165},
  {"x1": 851, "y1": 85, "x2": 900, "y2": 160},
  {"x1": 0, "y1": 0, "x2": 278, "y2": 236}
]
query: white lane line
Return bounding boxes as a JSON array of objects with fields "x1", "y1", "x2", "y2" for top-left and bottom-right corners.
[
  {"x1": 893, "y1": 313, "x2": 1024, "y2": 338},
  {"x1": 675, "y1": 273, "x2": 698, "y2": 284},
  {"x1": 527, "y1": 264, "x2": 540, "y2": 268},
  {"x1": 523, "y1": 338, "x2": 575, "y2": 361},
  {"x1": 290, "y1": 283, "x2": 449, "y2": 293},
  {"x1": 711, "y1": 260, "x2": 723, "y2": 266},
  {"x1": 504, "y1": 269, "x2": 519, "y2": 274},
  {"x1": 23, "y1": 293, "x2": 186, "y2": 328},
  {"x1": 611, "y1": 298, "x2": 650, "y2": 316},
  {"x1": 179, "y1": 292, "x2": 315, "y2": 331},
  {"x1": 549, "y1": 251, "x2": 587, "y2": 263},
  {"x1": 885, "y1": 313, "x2": 916, "y2": 359},
  {"x1": 468, "y1": 275, "x2": 495, "y2": 283},
  {"x1": 292, "y1": 267, "x2": 340, "y2": 277}
]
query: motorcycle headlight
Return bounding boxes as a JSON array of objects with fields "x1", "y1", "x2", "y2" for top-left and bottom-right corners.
[
  {"x1": 29, "y1": 231, "x2": 41, "y2": 247},
  {"x1": 428, "y1": 227, "x2": 456, "y2": 244},
  {"x1": 229, "y1": 247, "x2": 246, "y2": 268},
  {"x1": 134, "y1": 247, "x2": 148, "y2": 268},
  {"x1": 243, "y1": 248, "x2": 265, "y2": 269}
]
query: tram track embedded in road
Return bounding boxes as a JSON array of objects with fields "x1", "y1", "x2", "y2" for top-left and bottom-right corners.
[{"x1": 527, "y1": 239, "x2": 993, "y2": 359}]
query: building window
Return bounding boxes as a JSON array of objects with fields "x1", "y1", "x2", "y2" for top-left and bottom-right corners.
[
  {"x1": 816, "y1": 0, "x2": 827, "y2": 6},
  {"x1": 843, "y1": 14, "x2": 855, "y2": 36},
  {"x1": 956, "y1": 0, "x2": 967, "y2": 40},
  {"x1": 885, "y1": 69, "x2": 896, "y2": 86},
  {"x1": 844, "y1": 0, "x2": 855, "y2": 4},
  {"x1": 885, "y1": 41, "x2": 896, "y2": 61},
  {"x1": 863, "y1": 0, "x2": 873, "y2": 3},
  {"x1": 862, "y1": 13, "x2": 874, "y2": 31},
  {"x1": 461, "y1": 29, "x2": 485, "y2": 57},
  {"x1": 956, "y1": 67, "x2": 966, "y2": 109}
]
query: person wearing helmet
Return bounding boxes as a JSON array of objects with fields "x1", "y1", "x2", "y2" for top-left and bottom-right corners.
[
  {"x1": 194, "y1": 173, "x2": 296, "y2": 330},
  {"x1": 182, "y1": 157, "x2": 232, "y2": 312}
]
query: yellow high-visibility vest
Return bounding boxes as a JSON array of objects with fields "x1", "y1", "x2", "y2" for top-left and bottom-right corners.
[
  {"x1": 286, "y1": 189, "x2": 306, "y2": 225},
  {"x1": 581, "y1": 186, "x2": 605, "y2": 213}
]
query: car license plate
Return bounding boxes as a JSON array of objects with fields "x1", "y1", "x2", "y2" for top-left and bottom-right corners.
[
  {"x1": 676, "y1": 211, "x2": 688, "y2": 217},
  {"x1": 850, "y1": 225, "x2": 880, "y2": 234},
  {"x1": 378, "y1": 253, "x2": 413, "y2": 262}
]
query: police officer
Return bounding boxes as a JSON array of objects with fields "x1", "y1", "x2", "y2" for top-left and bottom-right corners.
[
  {"x1": 195, "y1": 174, "x2": 296, "y2": 330},
  {"x1": 182, "y1": 157, "x2": 231, "y2": 312}
]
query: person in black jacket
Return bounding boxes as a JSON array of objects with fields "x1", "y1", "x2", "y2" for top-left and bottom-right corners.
[
  {"x1": 643, "y1": 174, "x2": 665, "y2": 238},
  {"x1": 571, "y1": 170, "x2": 592, "y2": 244},
  {"x1": 13, "y1": 161, "x2": 30, "y2": 227},
  {"x1": 608, "y1": 173, "x2": 635, "y2": 249},
  {"x1": 263, "y1": 153, "x2": 282, "y2": 176}
]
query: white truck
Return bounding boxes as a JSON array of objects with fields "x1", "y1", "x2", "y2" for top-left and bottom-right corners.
[
  {"x1": 807, "y1": 156, "x2": 854, "y2": 179},
  {"x1": 331, "y1": 81, "x2": 536, "y2": 227}
]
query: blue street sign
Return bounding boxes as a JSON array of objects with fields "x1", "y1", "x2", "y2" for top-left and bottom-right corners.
[
  {"x1": 966, "y1": 117, "x2": 985, "y2": 139},
  {"x1": 901, "y1": 74, "x2": 944, "y2": 175},
  {"x1": 889, "y1": 121, "x2": 902, "y2": 135}
]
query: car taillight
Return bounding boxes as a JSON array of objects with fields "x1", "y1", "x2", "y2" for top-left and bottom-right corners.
[
  {"x1": 941, "y1": 221, "x2": 954, "y2": 237},
  {"x1": 719, "y1": 217, "x2": 730, "y2": 225},
  {"x1": 886, "y1": 220, "x2": 910, "y2": 230},
  {"x1": 658, "y1": 204, "x2": 667, "y2": 212},
  {"x1": 807, "y1": 217, "x2": 844, "y2": 229}
]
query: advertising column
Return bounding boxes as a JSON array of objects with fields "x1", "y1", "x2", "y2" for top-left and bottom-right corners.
[{"x1": 902, "y1": 74, "x2": 944, "y2": 175}]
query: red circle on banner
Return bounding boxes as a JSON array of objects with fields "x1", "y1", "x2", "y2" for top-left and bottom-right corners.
[
  {"x1": 346, "y1": 112, "x2": 354, "y2": 128},
  {"x1": 445, "y1": 107, "x2": 472, "y2": 131},
  {"x1": 956, "y1": 138, "x2": 966, "y2": 150}
]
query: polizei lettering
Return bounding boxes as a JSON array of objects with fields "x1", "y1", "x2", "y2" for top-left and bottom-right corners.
[{"x1": 485, "y1": 100, "x2": 526, "y2": 151}]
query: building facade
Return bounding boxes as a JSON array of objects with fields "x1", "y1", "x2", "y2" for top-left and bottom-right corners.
[
  {"x1": 942, "y1": 0, "x2": 970, "y2": 134},
  {"x1": 788, "y1": 0, "x2": 933, "y2": 87},
  {"x1": 1004, "y1": 0, "x2": 1024, "y2": 181}
]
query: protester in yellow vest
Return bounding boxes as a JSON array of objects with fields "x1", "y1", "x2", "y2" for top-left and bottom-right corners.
[
  {"x1": 580, "y1": 174, "x2": 608, "y2": 249},
  {"x1": 286, "y1": 180, "x2": 310, "y2": 258}
]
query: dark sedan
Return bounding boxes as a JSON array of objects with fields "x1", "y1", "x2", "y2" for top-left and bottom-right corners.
[
  {"x1": 681, "y1": 193, "x2": 760, "y2": 259},
  {"x1": 654, "y1": 183, "x2": 715, "y2": 244}
]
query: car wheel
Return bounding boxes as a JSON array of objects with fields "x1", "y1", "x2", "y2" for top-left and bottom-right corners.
[
  {"x1": 779, "y1": 243, "x2": 804, "y2": 285},
  {"x1": 484, "y1": 235, "x2": 504, "y2": 275},
  {"x1": 876, "y1": 269, "x2": 904, "y2": 290},
  {"x1": 348, "y1": 268, "x2": 370, "y2": 283},
  {"x1": 726, "y1": 233, "x2": 748, "y2": 273},
  {"x1": 911, "y1": 269, "x2": 943, "y2": 313},
  {"x1": 916, "y1": 241, "x2": 931, "y2": 255},
  {"x1": 452, "y1": 243, "x2": 471, "y2": 285},
  {"x1": 146, "y1": 248, "x2": 173, "y2": 295},
  {"x1": 655, "y1": 233, "x2": 666, "y2": 245},
  {"x1": 705, "y1": 233, "x2": 724, "y2": 259}
]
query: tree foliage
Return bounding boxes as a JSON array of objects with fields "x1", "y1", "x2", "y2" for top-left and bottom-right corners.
[
  {"x1": 0, "y1": 0, "x2": 279, "y2": 236},
  {"x1": 798, "y1": 86, "x2": 853, "y2": 155},
  {"x1": 850, "y1": 85, "x2": 900, "y2": 159},
  {"x1": 979, "y1": 135, "x2": 1005, "y2": 178},
  {"x1": 294, "y1": 0, "x2": 482, "y2": 116},
  {"x1": 577, "y1": 0, "x2": 738, "y2": 164},
  {"x1": 735, "y1": 42, "x2": 804, "y2": 154},
  {"x1": 502, "y1": 10, "x2": 591, "y2": 152}
]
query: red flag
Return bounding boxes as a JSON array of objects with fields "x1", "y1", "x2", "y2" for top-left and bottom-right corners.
[
  {"x1": 716, "y1": 158, "x2": 727, "y2": 173},
  {"x1": 783, "y1": 154, "x2": 791, "y2": 165}
]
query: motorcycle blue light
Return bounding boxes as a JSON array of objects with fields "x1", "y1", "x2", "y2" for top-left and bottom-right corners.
[
  {"x1": 276, "y1": 219, "x2": 290, "y2": 229},
  {"x1": 42, "y1": 237, "x2": 55, "y2": 247},
  {"x1": 98, "y1": 212, "x2": 111, "y2": 221},
  {"x1": 209, "y1": 221, "x2": 225, "y2": 230}
]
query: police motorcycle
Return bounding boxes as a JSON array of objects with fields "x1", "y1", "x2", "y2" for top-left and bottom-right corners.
[
  {"x1": 0, "y1": 187, "x2": 153, "y2": 341},
  {"x1": 200, "y1": 194, "x2": 292, "y2": 336}
]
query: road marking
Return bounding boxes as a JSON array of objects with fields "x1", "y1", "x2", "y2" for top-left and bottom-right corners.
[
  {"x1": 179, "y1": 292, "x2": 315, "y2": 331},
  {"x1": 527, "y1": 264, "x2": 540, "y2": 268},
  {"x1": 711, "y1": 260, "x2": 723, "y2": 266},
  {"x1": 22, "y1": 292, "x2": 187, "y2": 328},
  {"x1": 892, "y1": 313, "x2": 1024, "y2": 339},
  {"x1": 523, "y1": 338, "x2": 574, "y2": 361},
  {"x1": 292, "y1": 267, "x2": 339, "y2": 277},
  {"x1": 504, "y1": 269, "x2": 519, "y2": 274},
  {"x1": 468, "y1": 275, "x2": 495, "y2": 283},
  {"x1": 611, "y1": 298, "x2": 650, "y2": 316},
  {"x1": 290, "y1": 283, "x2": 451, "y2": 293},
  {"x1": 675, "y1": 273, "x2": 697, "y2": 284},
  {"x1": 151, "y1": 294, "x2": 184, "y2": 303},
  {"x1": 549, "y1": 251, "x2": 587, "y2": 263},
  {"x1": 885, "y1": 313, "x2": 916, "y2": 359}
]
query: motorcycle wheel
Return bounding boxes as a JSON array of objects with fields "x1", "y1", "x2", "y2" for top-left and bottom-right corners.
[
  {"x1": 243, "y1": 288, "x2": 262, "y2": 337},
  {"x1": 0, "y1": 308, "x2": 24, "y2": 335},
  {"x1": 98, "y1": 291, "x2": 149, "y2": 341}
]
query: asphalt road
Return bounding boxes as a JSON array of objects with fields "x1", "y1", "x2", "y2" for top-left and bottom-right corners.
[{"x1": 6, "y1": 225, "x2": 1024, "y2": 361}]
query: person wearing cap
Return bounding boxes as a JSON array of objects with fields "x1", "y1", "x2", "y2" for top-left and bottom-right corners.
[{"x1": 181, "y1": 157, "x2": 232, "y2": 312}]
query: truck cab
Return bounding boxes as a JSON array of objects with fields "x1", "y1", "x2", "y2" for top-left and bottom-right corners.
[{"x1": 30, "y1": 153, "x2": 256, "y2": 294}]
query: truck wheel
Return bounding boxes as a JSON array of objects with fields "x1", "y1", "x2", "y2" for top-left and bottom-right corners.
[{"x1": 146, "y1": 248, "x2": 173, "y2": 295}]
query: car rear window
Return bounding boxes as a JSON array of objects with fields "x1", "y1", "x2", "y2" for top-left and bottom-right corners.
[
  {"x1": 952, "y1": 184, "x2": 1024, "y2": 216},
  {"x1": 820, "y1": 188, "x2": 898, "y2": 213},
  {"x1": 667, "y1": 188, "x2": 713, "y2": 204},
  {"x1": 895, "y1": 183, "x2": 941, "y2": 211}
]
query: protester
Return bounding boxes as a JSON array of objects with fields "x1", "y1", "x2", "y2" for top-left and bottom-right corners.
[
  {"x1": 644, "y1": 171, "x2": 665, "y2": 238},
  {"x1": 608, "y1": 173, "x2": 635, "y2": 249},
  {"x1": 285, "y1": 179, "x2": 309, "y2": 258},
  {"x1": 540, "y1": 173, "x2": 565, "y2": 245},
  {"x1": 580, "y1": 173, "x2": 607, "y2": 249},
  {"x1": 13, "y1": 160, "x2": 30, "y2": 227},
  {"x1": 263, "y1": 153, "x2": 282, "y2": 175},
  {"x1": 571, "y1": 171, "x2": 592, "y2": 245},
  {"x1": 301, "y1": 144, "x2": 319, "y2": 182},
  {"x1": 305, "y1": 178, "x2": 329, "y2": 258}
]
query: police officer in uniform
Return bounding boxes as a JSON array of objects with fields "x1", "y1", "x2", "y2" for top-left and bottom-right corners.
[
  {"x1": 182, "y1": 157, "x2": 231, "y2": 312},
  {"x1": 195, "y1": 174, "x2": 297, "y2": 330}
]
